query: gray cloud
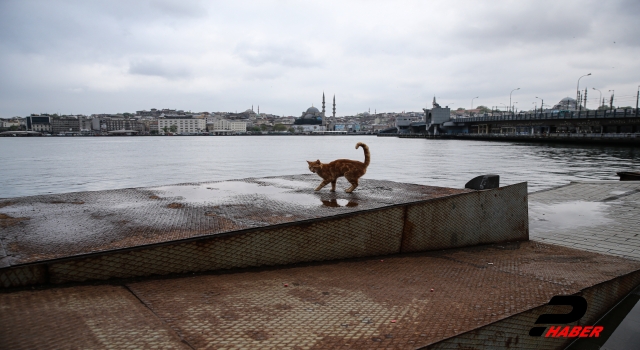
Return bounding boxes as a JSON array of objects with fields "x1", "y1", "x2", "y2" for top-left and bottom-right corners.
[
  {"x1": 129, "y1": 59, "x2": 191, "y2": 79},
  {"x1": 0, "y1": 0, "x2": 639, "y2": 116}
]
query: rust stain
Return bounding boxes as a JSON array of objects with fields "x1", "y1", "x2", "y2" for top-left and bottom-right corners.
[
  {"x1": 0, "y1": 201, "x2": 15, "y2": 209},
  {"x1": 49, "y1": 200, "x2": 84, "y2": 205},
  {"x1": 149, "y1": 195, "x2": 161, "y2": 200},
  {"x1": 167, "y1": 203, "x2": 184, "y2": 209},
  {"x1": 0, "y1": 213, "x2": 30, "y2": 228}
]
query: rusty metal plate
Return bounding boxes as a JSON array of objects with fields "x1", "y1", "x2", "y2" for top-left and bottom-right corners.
[
  {"x1": 47, "y1": 206, "x2": 405, "y2": 284},
  {"x1": 0, "y1": 285, "x2": 189, "y2": 349},
  {"x1": 401, "y1": 182, "x2": 528, "y2": 252},
  {"x1": 0, "y1": 175, "x2": 469, "y2": 267},
  {"x1": 122, "y1": 241, "x2": 640, "y2": 349},
  {"x1": 425, "y1": 270, "x2": 640, "y2": 350}
]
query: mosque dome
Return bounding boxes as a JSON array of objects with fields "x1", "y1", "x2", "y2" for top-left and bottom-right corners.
[
  {"x1": 560, "y1": 97, "x2": 576, "y2": 102},
  {"x1": 306, "y1": 106, "x2": 320, "y2": 114}
]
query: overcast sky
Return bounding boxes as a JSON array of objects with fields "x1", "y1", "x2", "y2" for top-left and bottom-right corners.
[{"x1": 1, "y1": 0, "x2": 639, "y2": 117}]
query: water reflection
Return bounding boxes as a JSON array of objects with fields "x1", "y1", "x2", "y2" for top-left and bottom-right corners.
[
  {"x1": 321, "y1": 199, "x2": 359, "y2": 208},
  {"x1": 529, "y1": 201, "x2": 613, "y2": 234}
]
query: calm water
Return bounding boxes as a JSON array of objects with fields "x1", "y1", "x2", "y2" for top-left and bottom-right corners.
[{"x1": 1, "y1": 136, "x2": 639, "y2": 198}]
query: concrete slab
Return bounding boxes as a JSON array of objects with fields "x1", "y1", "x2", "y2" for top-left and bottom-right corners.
[
  {"x1": 530, "y1": 181, "x2": 640, "y2": 261},
  {"x1": 0, "y1": 175, "x2": 469, "y2": 268},
  {"x1": 0, "y1": 175, "x2": 529, "y2": 288},
  {"x1": 1, "y1": 241, "x2": 638, "y2": 349}
]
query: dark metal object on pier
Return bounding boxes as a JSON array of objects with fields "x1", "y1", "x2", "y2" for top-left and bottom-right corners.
[
  {"x1": 617, "y1": 171, "x2": 640, "y2": 181},
  {"x1": 464, "y1": 174, "x2": 500, "y2": 190}
]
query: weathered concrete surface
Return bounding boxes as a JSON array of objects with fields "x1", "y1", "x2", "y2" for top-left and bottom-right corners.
[
  {"x1": 2, "y1": 241, "x2": 639, "y2": 350},
  {"x1": 3, "y1": 178, "x2": 639, "y2": 349},
  {"x1": 0, "y1": 175, "x2": 470, "y2": 268},
  {"x1": 530, "y1": 181, "x2": 640, "y2": 261},
  {"x1": 0, "y1": 176, "x2": 528, "y2": 288}
]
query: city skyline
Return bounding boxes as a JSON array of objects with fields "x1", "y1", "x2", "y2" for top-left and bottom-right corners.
[{"x1": 1, "y1": 0, "x2": 639, "y2": 117}]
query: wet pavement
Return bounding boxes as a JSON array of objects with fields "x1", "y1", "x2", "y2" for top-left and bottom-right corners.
[
  {"x1": 2, "y1": 241, "x2": 639, "y2": 349},
  {"x1": 0, "y1": 175, "x2": 468, "y2": 268},
  {"x1": 530, "y1": 181, "x2": 640, "y2": 261},
  {"x1": 2, "y1": 178, "x2": 640, "y2": 349}
]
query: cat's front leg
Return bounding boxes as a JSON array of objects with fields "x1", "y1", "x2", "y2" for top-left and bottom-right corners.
[
  {"x1": 315, "y1": 180, "x2": 330, "y2": 191},
  {"x1": 330, "y1": 180, "x2": 337, "y2": 192}
]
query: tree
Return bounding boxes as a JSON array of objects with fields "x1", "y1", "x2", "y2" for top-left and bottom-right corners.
[
  {"x1": 273, "y1": 124, "x2": 287, "y2": 132},
  {"x1": 476, "y1": 105, "x2": 491, "y2": 113},
  {"x1": 288, "y1": 127, "x2": 295, "y2": 133},
  {"x1": 169, "y1": 125, "x2": 178, "y2": 133},
  {"x1": 150, "y1": 129, "x2": 158, "y2": 135},
  {"x1": 456, "y1": 107, "x2": 466, "y2": 111},
  {"x1": 123, "y1": 113, "x2": 133, "y2": 118},
  {"x1": 162, "y1": 126, "x2": 169, "y2": 134}
]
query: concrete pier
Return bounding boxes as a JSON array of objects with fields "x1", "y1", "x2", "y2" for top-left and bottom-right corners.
[{"x1": 1, "y1": 177, "x2": 639, "y2": 349}]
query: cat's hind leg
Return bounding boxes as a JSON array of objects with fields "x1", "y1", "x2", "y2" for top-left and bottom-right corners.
[
  {"x1": 315, "y1": 180, "x2": 330, "y2": 191},
  {"x1": 344, "y1": 172, "x2": 359, "y2": 193},
  {"x1": 330, "y1": 180, "x2": 337, "y2": 192}
]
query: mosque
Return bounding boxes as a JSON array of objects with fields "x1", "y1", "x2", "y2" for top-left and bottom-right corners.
[{"x1": 294, "y1": 93, "x2": 336, "y2": 128}]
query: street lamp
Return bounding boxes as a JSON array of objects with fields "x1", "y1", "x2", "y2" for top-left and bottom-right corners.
[
  {"x1": 592, "y1": 88, "x2": 602, "y2": 109},
  {"x1": 576, "y1": 73, "x2": 591, "y2": 111},
  {"x1": 471, "y1": 96, "x2": 479, "y2": 110},
  {"x1": 608, "y1": 90, "x2": 615, "y2": 110},
  {"x1": 509, "y1": 88, "x2": 520, "y2": 114},
  {"x1": 535, "y1": 96, "x2": 544, "y2": 114}
]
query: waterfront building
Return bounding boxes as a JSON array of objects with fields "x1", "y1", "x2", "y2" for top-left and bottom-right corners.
[
  {"x1": 158, "y1": 117, "x2": 206, "y2": 134},
  {"x1": 26, "y1": 116, "x2": 51, "y2": 132},
  {"x1": 51, "y1": 117, "x2": 81, "y2": 134},
  {"x1": 207, "y1": 119, "x2": 247, "y2": 134}
]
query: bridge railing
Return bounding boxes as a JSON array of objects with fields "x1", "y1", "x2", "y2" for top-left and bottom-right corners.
[{"x1": 457, "y1": 109, "x2": 638, "y2": 123}]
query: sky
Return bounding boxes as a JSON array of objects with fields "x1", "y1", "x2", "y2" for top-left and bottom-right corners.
[{"x1": 1, "y1": 0, "x2": 639, "y2": 117}]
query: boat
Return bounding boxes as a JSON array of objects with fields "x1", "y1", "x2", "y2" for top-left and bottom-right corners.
[{"x1": 617, "y1": 171, "x2": 640, "y2": 181}]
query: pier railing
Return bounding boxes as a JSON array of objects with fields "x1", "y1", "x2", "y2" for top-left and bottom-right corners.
[{"x1": 460, "y1": 109, "x2": 638, "y2": 123}]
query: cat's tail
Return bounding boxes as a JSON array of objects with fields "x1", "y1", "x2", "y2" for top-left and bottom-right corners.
[{"x1": 356, "y1": 142, "x2": 370, "y2": 167}]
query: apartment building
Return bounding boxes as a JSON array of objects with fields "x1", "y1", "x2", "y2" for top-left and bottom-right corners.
[{"x1": 158, "y1": 117, "x2": 206, "y2": 134}]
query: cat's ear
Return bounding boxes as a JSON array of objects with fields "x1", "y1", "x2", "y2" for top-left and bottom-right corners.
[
  {"x1": 315, "y1": 159, "x2": 321, "y2": 164},
  {"x1": 307, "y1": 160, "x2": 312, "y2": 165}
]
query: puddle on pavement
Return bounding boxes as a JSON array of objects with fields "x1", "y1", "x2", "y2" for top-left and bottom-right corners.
[
  {"x1": 321, "y1": 199, "x2": 359, "y2": 208},
  {"x1": 150, "y1": 181, "x2": 321, "y2": 206},
  {"x1": 258, "y1": 178, "x2": 312, "y2": 189},
  {"x1": 529, "y1": 201, "x2": 613, "y2": 233},
  {"x1": 609, "y1": 190, "x2": 628, "y2": 196}
]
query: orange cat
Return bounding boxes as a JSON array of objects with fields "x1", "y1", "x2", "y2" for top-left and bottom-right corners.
[{"x1": 307, "y1": 142, "x2": 370, "y2": 193}]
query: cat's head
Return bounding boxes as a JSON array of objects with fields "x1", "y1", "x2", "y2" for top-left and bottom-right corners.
[{"x1": 307, "y1": 160, "x2": 322, "y2": 173}]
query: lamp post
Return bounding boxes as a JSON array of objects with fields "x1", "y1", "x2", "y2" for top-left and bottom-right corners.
[
  {"x1": 471, "y1": 96, "x2": 479, "y2": 110},
  {"x1": 535, "y1": 97, "x2": 544, "y2": 114},
  {"x1": 608, "y1": 90, "x2": 615, "y2": 110},
  {"x1": 592, "y1": 88, "x2": 602, "y2": 109},
  {"x1": 500, "y1": 103, "x2": 507, "y2": 114},
  {"x1": 576, "y1": 73, "x2": 591, "y2": 111},
  {"x1": 509, "y1": 88, "x2": 520, "y2": 114}
]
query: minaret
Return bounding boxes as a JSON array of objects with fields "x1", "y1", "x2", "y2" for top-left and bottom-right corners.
[
  {"x1": 258, "y1": 105, "x2": 260, "y2": 114},
  {"x1": 332, "y1": 95, "x2": 336, "y2": 121},
  {"x1": 252, "y1": 105, "x2": 254, "y2": 112},
  {"x1": 322, "y1": 92, "x2": 326, "y2": 126}
]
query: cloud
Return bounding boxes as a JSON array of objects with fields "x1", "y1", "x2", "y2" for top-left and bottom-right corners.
[
  {"x1": 0, "y1": 0, "x2": 639, "y2": 116},
  {"x1": 129, "y1": 59, "x2": 191, "y2": 79}
]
